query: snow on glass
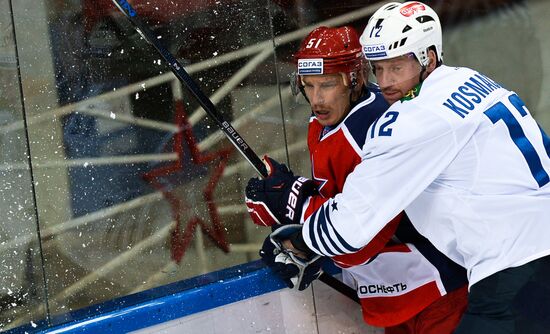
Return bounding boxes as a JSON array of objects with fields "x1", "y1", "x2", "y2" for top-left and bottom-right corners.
[{"x1": 0, "y1": 0, "x2": 295, "y2": 330}]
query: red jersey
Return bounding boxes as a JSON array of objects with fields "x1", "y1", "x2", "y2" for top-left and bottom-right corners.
[{"x1": 303, "y1": 90, "x2": 467, "y2": 327}]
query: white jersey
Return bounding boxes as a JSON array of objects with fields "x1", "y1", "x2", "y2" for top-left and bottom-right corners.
[{"x1": 302, "y1": 65, "x2": 550, "y2": 287}]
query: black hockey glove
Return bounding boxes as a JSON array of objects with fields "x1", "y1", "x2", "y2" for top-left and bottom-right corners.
[
  {"x1": 245, "y1": 157, "x2": 318, "y2": 227},
  {"x1": 259, "y1": 225, "x2": 325, "y2": 291}
]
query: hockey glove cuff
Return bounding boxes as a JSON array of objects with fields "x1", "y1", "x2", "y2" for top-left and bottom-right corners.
[
  {"x1": 245, "y1": 157, "x2": 317, "y2": 227},
  {"x1": 259, "y1": 225, "x2": 324, "y2": 291}
]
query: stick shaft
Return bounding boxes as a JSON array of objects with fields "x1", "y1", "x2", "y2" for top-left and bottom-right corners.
[
  {"x1": 110, "y1": 0, "x2": 358, "y2": 304},
  {"x1": 111, "y1": 0, "x2": 268, "y2": 177}
]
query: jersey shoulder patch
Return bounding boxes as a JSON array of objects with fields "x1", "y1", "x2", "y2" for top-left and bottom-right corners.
[{"x1": 343, "y1": 91, "x2": 389, "y2": 148}]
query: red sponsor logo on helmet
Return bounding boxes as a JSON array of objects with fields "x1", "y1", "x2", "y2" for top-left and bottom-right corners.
[{"x1": 400, "y1": 2, "x2": 426, "y2": 17}]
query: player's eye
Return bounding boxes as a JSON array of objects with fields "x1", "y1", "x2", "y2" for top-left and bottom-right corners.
[{"x1": 321, "y1": 82, "x2": 336, "y2": 88}]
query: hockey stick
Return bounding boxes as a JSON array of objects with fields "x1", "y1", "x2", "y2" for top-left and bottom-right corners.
[{"x1": 111, "y1": 0, "x2": 359, "y2": 304}]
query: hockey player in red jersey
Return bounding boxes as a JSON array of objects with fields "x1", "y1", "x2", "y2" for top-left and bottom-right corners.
[
  {"x1": 246, "y1": 25, "x2": 467, "y2": 333},
  {"x1": 247, "y1": 2, "x2": 550, "y2": 333}
]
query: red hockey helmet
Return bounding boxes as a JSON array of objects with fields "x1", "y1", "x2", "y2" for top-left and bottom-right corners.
[{"x1": 294, "y1": 26, "x2": 363, "y2": 87}]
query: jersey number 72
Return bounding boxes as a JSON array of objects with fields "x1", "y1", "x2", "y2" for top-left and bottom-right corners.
[{"x1": 484, "y1": 94, "x2": 550, "y2": 188}]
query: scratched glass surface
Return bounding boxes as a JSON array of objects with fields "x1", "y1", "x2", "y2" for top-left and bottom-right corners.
[{"x1": 0, "y1": 0, "x2": 47, "y2": 330}]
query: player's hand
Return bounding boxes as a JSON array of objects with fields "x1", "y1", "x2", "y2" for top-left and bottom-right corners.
[
  {"x1": 245, "y1": 157, "x2": 317, "y2": 227},
  {"x1": 259, "y1": 228, "x2": 325, "y2": 291}
]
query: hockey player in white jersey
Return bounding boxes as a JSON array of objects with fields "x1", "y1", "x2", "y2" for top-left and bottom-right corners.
[{"x1": 245, "y1": 1, "x2": 550, "y2": 333}]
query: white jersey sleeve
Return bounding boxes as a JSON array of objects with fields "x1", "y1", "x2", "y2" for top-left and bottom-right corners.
[{"x1": 302, "y1": 99, "x2": 459, "y2": 256}]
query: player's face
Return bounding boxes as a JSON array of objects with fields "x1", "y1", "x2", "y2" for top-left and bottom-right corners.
[
  {"x1": 371, "y1": 54, "x2": 422, "y2": 105},
  {"x1": 302, "y1": 74, "x2": 351, "y2": 127}
]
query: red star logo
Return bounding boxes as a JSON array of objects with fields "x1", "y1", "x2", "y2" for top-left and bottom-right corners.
[{"x1": 143, "y1": 100, "x2": 233, "y2": 263}]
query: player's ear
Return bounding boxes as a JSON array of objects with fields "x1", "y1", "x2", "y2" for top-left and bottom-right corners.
[
  {"x1": 426, "y1": 49, "x2": 438, "y2": 73},
  {"x1": 428, "y1": 49, "x2": 437, "y2": 71}
]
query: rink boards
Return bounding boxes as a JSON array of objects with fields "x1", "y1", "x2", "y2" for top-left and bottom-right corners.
[{"x1": 34, "y1": 262, "x2": 378, "y2": 334}]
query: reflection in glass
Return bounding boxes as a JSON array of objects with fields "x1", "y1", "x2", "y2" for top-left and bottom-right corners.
[{"x1": 11, "y1": 0, "x2": 292, "y2": 327}]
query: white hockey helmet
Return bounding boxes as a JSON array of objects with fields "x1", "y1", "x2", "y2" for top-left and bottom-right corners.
[{"x1": 360, "y1": 1, "x2": 442, "y2": 67}]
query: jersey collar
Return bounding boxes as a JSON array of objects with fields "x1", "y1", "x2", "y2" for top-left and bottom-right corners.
[{"x1": 401, "y1": 83, "x2": 422, "y2": 102}]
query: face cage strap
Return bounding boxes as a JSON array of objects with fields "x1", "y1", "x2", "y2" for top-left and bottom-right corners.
[{"x1": 418, "y1": 65, "x2": 427, "y2": 84}]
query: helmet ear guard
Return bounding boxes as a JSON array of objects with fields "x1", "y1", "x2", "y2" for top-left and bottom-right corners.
[
  {"x1": 288, "y1": 71, "x2": 312, "y2": 104},
  {"x1": 348, "y1": 71, "x2": 358, "y2": 88},
  {"x1": 289, "y1": 71, "x2": 301, "y2": 96}
]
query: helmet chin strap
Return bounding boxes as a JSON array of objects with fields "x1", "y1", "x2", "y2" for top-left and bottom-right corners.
[
  {"x1": 418, "y1": 65, "x2": 427, "y2": 84},
  {"x1": 299, "y1": 86, "x2": 310, "y2": 104},
  {"x1": 297, "y1": 76, "x2": 311, "y2": 104}
]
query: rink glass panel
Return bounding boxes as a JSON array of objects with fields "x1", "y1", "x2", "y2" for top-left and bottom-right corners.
[
  {"x1": 0, "y1": 0, "x2": 49, "y2": 330},
  {"x1": 1, "y1": 0, "x2": 550, "y2": 331}
]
